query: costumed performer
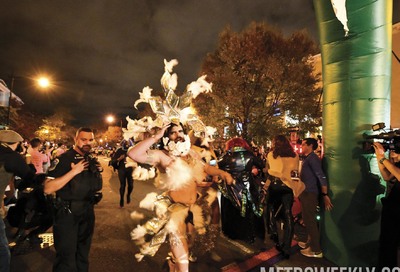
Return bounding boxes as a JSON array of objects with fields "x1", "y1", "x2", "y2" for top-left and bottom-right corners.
[
  {"x1": 124, "y1": 59, "x2": 234, "y2": 272},
  {"x1": 218, "y1": 137, "x2": 266, "y2": 243}
]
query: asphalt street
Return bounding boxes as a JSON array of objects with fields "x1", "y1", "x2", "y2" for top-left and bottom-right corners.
[{"x1": 7, "y1": 155, "x2": 334, "y2": 272}]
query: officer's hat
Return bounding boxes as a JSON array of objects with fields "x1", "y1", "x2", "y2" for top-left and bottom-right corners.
[{"x1": 0, "y1": 130, "x2": 24, "y2": 143}]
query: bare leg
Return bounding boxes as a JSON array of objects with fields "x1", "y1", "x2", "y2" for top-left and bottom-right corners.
[
  {"x1": 169, "y1": 232, "x2": 189, "y2": 272},
  {"x1": 168, "y1": 213, "x2": 190, "y2": 272}
]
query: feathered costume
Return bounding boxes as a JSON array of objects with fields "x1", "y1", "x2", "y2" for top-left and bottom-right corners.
[
  {"x1": 131, "y1": 155, "x2": 217, "y2": 261},
  {"x1": 124, "y1": 59, "x2": 219, "y2": 263}
]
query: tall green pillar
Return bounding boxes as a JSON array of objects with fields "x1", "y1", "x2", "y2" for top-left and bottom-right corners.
[{"x1": 314, "y1": 0, "x2": 393, "y2": 266}]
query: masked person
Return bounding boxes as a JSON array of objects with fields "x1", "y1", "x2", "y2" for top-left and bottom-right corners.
[
  {"x1": 0, "y1": 130, "x2": 36, "y2": 271},
  {"x1": 218, "y1": 137, "x2": 266, "y2": 244},
  {"x1": 44, "y1": 127, "x2": 103, "y2": 272},
  {"x1": 128, "y1": 123, "x2": 234, "y2": 272}
]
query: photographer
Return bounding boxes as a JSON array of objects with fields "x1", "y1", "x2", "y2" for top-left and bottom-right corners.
[
  {"x1": 373, "y1": 142, "x2": 400, "y2": 268},
  {"x1": 44, "y1": 127, "x2": 103, "y2": 272}
]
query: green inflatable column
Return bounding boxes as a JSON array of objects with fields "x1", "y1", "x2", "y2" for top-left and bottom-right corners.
[{"x1": 313, "y1": 0, "x2": 392, "y2": 266}]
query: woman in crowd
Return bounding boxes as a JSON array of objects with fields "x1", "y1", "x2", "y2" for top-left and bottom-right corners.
[{"x1": 263, "y1": 135, "x2": 304, "y2": 258}]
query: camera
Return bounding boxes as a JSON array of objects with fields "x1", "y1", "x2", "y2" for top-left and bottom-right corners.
[
  {"x1": 84, "y1": 154, "x2": 101, "y2": 174},
  {"x1": 362, "y1": 123, "x2": 400, "y2": 154}
]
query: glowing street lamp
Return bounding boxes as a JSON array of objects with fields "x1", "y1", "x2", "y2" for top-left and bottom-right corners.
[
  {"x1": 0, "y1": 74, "x2": 52, "y2": 127},
  {"x1": 37, "y1": 77, "x2": 51, "y2": 89},
  {"x1": 106, "y1": 115, "x2": 115, "y2": 124}
]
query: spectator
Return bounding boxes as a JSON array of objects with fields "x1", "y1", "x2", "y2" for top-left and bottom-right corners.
[
  {"x1": 298, "y1": 138, "x2": 333, "y2": 258},
  {"x1": 52, "y1": 143, "x2": 66, "y2": 160},
  {"x1": 263, "y1": 135, "x2": 304, "y2": 259},
  {"x1": 27, "y1": 138, "x2": 51, "y2": 173},
  {"x1": 0, "y1": 130, "x2": 36, "y2": 271}
]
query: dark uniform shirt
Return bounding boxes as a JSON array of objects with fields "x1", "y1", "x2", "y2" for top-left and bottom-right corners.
[{"x1": 47, "y1": 148, "x2": 102, "y2": 201}]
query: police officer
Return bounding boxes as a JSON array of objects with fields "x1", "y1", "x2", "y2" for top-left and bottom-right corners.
[
  {"x1": 0, "y1": 130, "x2": 36, "y2": 271},
  {"x1": 44, "y1": 127, "x2": 103, "y2": 272}
]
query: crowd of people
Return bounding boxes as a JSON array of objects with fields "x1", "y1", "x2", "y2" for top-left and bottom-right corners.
[
  {"x1": 0, "y1": 62, "x2": 397, "y2": 272},
  {"x1": 0, "y1": 121, "x2": 399, "y2": 271},
  {"x1": 0, "y1": 128, "x2": 103, "y2": 271}
]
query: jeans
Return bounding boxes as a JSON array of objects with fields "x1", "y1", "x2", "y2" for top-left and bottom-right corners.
[{"x1": 0, "y1": 219, "x2": 10, "y2": 272}]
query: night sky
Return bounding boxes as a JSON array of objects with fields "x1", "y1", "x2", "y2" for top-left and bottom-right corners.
[{"x1": 0, "y1": 0, "x2": 398, "y2": 127}]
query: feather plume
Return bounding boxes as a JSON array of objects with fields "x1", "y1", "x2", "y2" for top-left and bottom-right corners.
[
  {"x1": 134, "y1": 87, "x2": 153, "y2": 109},
  {"x1": 125, "y1": 157, "x2": 138, "y2": 168},
  {"x1": 139, "y1": 192, "x2": 158, "y2": 210},
  {"x1": 165, "y1": 207, "x2": 189, "y2": 233},
  {"x1": 135, "y1": 253, "x2": 145, "y2": 262},
  {"x1": 130, "y1": 211, "x2": 145, "y2": 220},
  {"x1": 187, "y1": 75, "x2": 212, "y2": 98},
  {"x1": 190, "y1": 204, "x2": 205, "y2": 234},
  {"x1": 159, "y1": 158, "x2": 193, "y2": 190},
  {"x1": 161, "y1": 59, "x2": 179, "y2": 91},
  {"x1": 131, "y1": 225, "x2": 147, "y2": 240},
  {"x1": 205, "y1": 188, "x2": 218, "y2": 206},
  {"x1": 132, "y1": 165, "x2": 156, "y2": 180}
]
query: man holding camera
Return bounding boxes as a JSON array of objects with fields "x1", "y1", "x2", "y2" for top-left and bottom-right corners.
[
  {"x1": 44, "y1": 127, "x2": 103, "y2": 272},
  {"x1": 373, "y1": 142, "x2": 400, "y2": 268}
]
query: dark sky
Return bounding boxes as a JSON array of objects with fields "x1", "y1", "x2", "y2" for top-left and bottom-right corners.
[{"x1": 0, "y1": 0, "x2": 398, "y2": 127}]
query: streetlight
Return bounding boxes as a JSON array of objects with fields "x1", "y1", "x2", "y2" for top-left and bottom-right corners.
[
  {"x1": 106, "y1": 115, "x2": 115, "y2": 124},
  {"x1": 0, "y1": 74, "x2": 52, "y2": 127},
  {"x1": 105, "y1": 114, "x2": 123, "y2": 145},
  {"x1": 106, "y1": 114, "x2": 122, "y2": 128},
  {"x1": 37, "y1": 77, "x2": 51, "y2": 89}
]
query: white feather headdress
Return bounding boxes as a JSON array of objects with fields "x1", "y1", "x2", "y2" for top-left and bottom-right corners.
[{"x1": 123, "y1": 59, "x2": 217, "y2": 142}]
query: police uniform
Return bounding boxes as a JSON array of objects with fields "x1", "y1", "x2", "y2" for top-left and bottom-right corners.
[{"x1": 48, "y1": 148, "x2": 102, "y2": 272}]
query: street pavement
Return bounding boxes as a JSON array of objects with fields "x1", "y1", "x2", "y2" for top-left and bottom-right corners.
[{"x1": 8, "y1": 155, "x2": 335, "y2": 272}]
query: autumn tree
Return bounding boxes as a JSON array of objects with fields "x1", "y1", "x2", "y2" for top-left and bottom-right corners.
[
  {"x1": 102, "y1": 125, "x2": 123, "y2": 146},
  {"x1": 35, "y1": 110, "x2": 76, "y2": 144},
  {"x1": 195, "y1": 22, "x2": 321, "y2": 143},
  {"x1": 13, "y1": 110, "x2": 43, "y2": 139}
]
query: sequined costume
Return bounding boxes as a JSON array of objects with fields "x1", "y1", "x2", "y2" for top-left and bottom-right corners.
[
  {"x1": 125, "y1": 59, "x2": 234, "y2": 271},
  {"x1": 218, "y1": 146, "x2": 266, "y2": 242}
]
